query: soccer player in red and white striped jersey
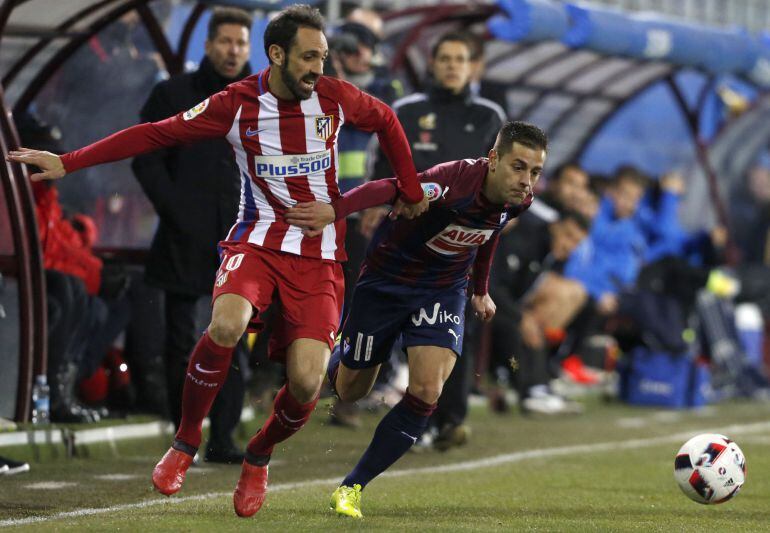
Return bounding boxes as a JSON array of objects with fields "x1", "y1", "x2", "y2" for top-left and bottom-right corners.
[{"x1": 7, "y1": 4, "x2": 427, "y2": 518}]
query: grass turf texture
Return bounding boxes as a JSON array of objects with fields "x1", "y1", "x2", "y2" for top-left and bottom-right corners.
[{"x1": 1, "y1": 398, "x2": 769, "y2": 531}]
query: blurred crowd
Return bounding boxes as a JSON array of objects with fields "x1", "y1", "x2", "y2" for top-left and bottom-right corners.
[{"x1": 8, "y1": 5, "x2": 770, "y2": 459}]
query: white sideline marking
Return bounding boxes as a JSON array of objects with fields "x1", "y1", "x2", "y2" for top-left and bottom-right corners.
[
  {"x1": 93, "y1": 474, "x2": 139, "y2": 481},
  {"x1": 24, "y1": 482, "x2": 77, "y2": 490},
  {"x1": 616, "y1": 417, "x2": 647, "y2": 428},
  {"x1": 3, "y1": 420, "x2": 770, "y2": 527}
]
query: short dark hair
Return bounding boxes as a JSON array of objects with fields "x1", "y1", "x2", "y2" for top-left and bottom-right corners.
[
  {"x1": 207, "y1": 7, "x2": 253, "y2": 41},
  {"x1": 430, "y1": 31, "x2": 474, "y2": 59},
  {"x1": 464, "y1": 32, "x2": 485, "y2": 61},
  {"x1": 555, "y1": 208, "x2": 591, "y2": 233},
  {"x1": 263, "y1": 4, "x2": 325, "y2": 62},
  {"x1": 494, "y1": 121, "x2": 548, "y2": 156},
  {"x1": 613, "y1": 164, "x2": 648, "y2": 189},
  {"x1": 551, "y1": 161, "x2": 584, "y2": 181}
]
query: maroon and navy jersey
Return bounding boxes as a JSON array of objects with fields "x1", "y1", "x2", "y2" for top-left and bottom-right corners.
[
  {"x1": 60, "y1": 68, "x2": 422, "y2": 262},
  {"x1": 364, "y1": 158, "x2": 531, "y2": 292}
]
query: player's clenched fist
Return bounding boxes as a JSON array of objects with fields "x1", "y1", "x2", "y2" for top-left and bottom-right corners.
[
  {"x1": 471, "y1": 293, "x2": 496, "y2": 322},
  {"x1": 390, "y1": 195, "x2": 429, "y2": 220}
]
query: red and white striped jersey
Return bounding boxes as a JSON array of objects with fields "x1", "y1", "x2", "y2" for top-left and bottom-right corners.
[{"x1": 61, "y1": 67, "x2": 422, "y2": 262}]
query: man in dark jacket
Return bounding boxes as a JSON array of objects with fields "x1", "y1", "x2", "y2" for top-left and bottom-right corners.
[
  {"x1": 370, "y1": 33, "x2": 506, "y2": 180},
  {"x1": 131, "y1": 7, "x2": 253, "y2": 463}
]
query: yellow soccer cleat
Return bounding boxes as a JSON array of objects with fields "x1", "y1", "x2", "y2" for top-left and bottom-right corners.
[{"x1": 330, "y1": 484, "x2": 363, "y2": 518}]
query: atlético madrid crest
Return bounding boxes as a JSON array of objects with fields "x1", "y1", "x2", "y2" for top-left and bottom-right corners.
[{"x1": 315, "y1": 115, "x2": 334, "y2": 141}]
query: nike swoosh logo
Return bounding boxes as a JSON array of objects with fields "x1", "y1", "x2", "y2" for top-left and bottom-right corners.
[
  {"x1": 400, "y1": 431, "x2": 418, "y2": 444},
  {"x1": 441, "y1": 186, "x2": 450, "y2": 198},
  {"x1": 245, "y1": 127, "x2": 262, "y2": 137},
  {"x1": 195, "y1": 363, "x2": 221, "y2": 375}
]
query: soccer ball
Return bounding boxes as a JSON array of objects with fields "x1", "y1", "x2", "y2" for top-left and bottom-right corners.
[{"x1": 673, "y1": 433, "x2": 746, "y2": 504}]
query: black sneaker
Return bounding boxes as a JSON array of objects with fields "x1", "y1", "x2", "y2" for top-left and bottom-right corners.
[
  {"x1": 204, "y1": 445, "x2": 245, "y2": 465},
  {"x1": 433, "y1": 424, "x2": 471, "y2": 452},
  {"x1": 0, "y1": 456, "x2": 30, "y2": 475}
]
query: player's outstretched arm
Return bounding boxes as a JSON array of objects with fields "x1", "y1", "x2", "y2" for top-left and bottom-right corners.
[
  {"x1": 284, "y1": 202, "x2": 335, "y2": 237},
  {"x1": 471, "y1": 293, "x2": 496, "y2": 322},
  {"x1": 6, "y1": 148, "x2": 65, "y2": 181},
  {"x1": 285, "y1": 179, "x2": 400, "y2": 236},
  {"x1": 334, "y1": 79, "x2": 423, "y2": 204}
]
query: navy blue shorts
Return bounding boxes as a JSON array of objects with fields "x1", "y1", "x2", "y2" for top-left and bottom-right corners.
[{"x1": 339, "y1": 270, "x2": 467, "y2": 369}]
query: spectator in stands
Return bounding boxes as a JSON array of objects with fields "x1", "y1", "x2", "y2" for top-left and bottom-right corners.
[
  {"x1": 368, "y1": 30, "x2": 507, "y2": 450},
  {"x1": 525, "y1": 162, "x2": 590, "y2": 227},
  {"x1": 731, "y1": 158, "x2": 770, "y2": 264},
  {"x1": 325, "y1": 9, "x2": 404, "y2": 428},
  {"x1": 17, "y1": 111, "x2": 109, "y2": 423},
  {"x1": 131, "y1": 7, "x2": 253, "y2": 464},
  {"x1": 489, "y1": 210, "x2": 589, "y2": 414},
  {"x1": 564, "y1": 166, "x2": 649, "y2": 317},
  {"x1": 561, "y1": 169, "x2": 717, "y2": 377}
]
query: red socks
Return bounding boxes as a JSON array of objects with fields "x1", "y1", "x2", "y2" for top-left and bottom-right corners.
[
  {"x1": 175, "y1": 332, "x2": 234, "y2": 449},
  {"x1": 247, "y1": 385, "x2": 318, "y2": 459}
]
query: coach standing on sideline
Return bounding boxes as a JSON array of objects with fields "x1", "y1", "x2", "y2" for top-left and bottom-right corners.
[
  {"x1": 367, "y1": 30, "x2": 507, "y2": 450},
  {"x1": 131, "y1": 7, "x2": 253, "y2": 464}
]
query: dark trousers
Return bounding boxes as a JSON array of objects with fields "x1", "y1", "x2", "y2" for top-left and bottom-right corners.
[
  {"x1": 341, "y1": 217, "x2": 368, "y2": 316},
  {"x1": 490, "y1": 307, "x2": 549, "y2": 396},
  {"x1": 123, "y1": 278, "x2": 168, "y2": 416},
  {"x1": 46, "y1": 270, "x2": 107, "y2": 374},
  {"x1": 165, "y1": 291, "x2": 245, "y2": 449}
]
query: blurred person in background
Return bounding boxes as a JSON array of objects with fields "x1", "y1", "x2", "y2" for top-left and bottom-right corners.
[
  {"x1": 488, "y1": 210, "x2": 590, "y2": 414},
  {"x1": 18, "y1": 111, "x2": 118, "y2": 423},
  {"x1": 523, "y1": 162, "x2": 590, "y2": 228},
  {"x1": 564, "y1": 166, "x2": 650, "y2": 319},
  {"x1": 731, "y1": 156, "x2": 770, "y2": 264},
  {"x1": 131, "y1": 7, "x2": 254, "y2": 464}
]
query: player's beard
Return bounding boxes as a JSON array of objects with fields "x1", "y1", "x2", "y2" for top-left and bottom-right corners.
[{"x1": 281, "y1": 60, "x2": 318, "y2": 100}]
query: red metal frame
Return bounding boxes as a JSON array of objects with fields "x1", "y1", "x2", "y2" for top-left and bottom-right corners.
[
  {"x1": 3, "y1": 110, "x2": 46, "y2": 382},
  {"x1": 0, "y1": 85, "x2": 35, "y2": 422},
  {"x1": 13, "y1": 0, "x2": 153, "y2": 115},
  {"x1": 177, "y1": 3, "x2": 207, "y2": 74},
  {"x1": 2, "y1": 0, "x2": 121, "y2": 88},
  {"x1": 136, "y1": 2, "x2": 179, "y2": 74}
]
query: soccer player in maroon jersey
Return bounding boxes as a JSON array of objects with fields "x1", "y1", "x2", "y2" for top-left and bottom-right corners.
[
  {"x1": 285, "y1": 121, "x2": 547, "y2": 517},
  {"x1": 7, "y1": 4, "x2": 427, "y2": 518}
]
